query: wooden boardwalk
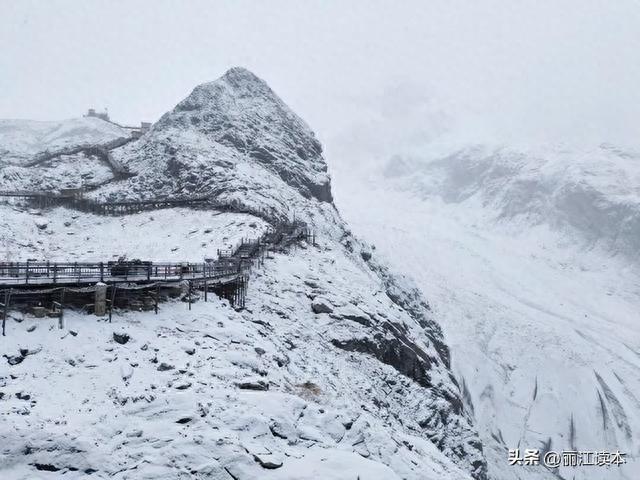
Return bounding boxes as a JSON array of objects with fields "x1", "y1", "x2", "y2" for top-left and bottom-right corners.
[
  {"x1": 0, "y1": 222, "x2": 313, "y2": 335},
  {"x1": 0, "y1": 190, "x2": 280, "y2": 222},
  {"x1": 0, "y1": 139, "x2": 313, "y2": 334},
  {"x1": 0, "y1": 222, "x2": 309, "y2": 289}
]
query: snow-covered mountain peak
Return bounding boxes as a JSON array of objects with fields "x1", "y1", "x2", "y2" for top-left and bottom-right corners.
[{"x1": 127, "y1": 67, "x2": 333, "y2": 206}]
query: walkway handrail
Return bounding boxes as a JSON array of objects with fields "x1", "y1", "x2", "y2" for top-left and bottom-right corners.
[{"x1": 0, "y1": 221, "x2": 313, "y2": 288}]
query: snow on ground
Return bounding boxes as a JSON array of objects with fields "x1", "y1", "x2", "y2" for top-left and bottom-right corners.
[
  {"x1": 0, "y1": 118, "x2": 129, "y2": 166},
  {"x1": 0, "y1": 153, "x2": 113, "y2": 192},
  {"x1": 0, "y1": 243, "x2": 471, "y2": 480},
  {"x1": 332, "y1": 155, "x2": 640, "y2": 480},
  {"x1": 0, "y1": 206, "x2": 269, "y2": 263}
]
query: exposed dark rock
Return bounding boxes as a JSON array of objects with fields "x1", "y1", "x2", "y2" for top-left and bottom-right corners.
[
  {"x1": 236, "y1": 380, "x2": 269, "y2": 391},
  {"x1": 252, "y1": 453, "x2": 283, "y2": 469},
  {"x1": 337, "y1": 313, "x2": 372, "y2": 327},
  {"x1": 112, "y1": 332, "x2": 130, "y2": 345},
  {"x1": 4, "y1": 353, "x2": 25, "y2": 365},
  {"x1": 269, "y1": 423, "x2": 289, "y2": 439},
  {"x1": 362, "y1": 249, "x2": 451, "y2": 369},
  {"x1": 157, "y1": 362, "x2": 174, "y2": 371},
  {"x1": 311, "y1": 299, "x2": 333, "y2": 314},
  {"x1": 331, "y1": 334, "x2": 435, "y2": 390},
  {"x1": 32, "y1": 463, "x2": 60, "y2": 472}
]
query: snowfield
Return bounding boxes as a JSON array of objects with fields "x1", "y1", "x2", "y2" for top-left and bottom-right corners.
[
  {"x1": 0, "y1": 117, "x2": 129, "y2": 166},
  {"x1": 332, "y1": 143, "x2": 640, "y2": 480},
  {"x1": 0, "y1": 205, "x2": 269, "y2": 263},
  {"x1": 0, "y1": 153, "x2": 114, "y2": 192}
]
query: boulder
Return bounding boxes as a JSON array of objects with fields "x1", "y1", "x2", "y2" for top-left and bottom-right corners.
[
  {"x1": 113, "y1": 332, "x2": 130, "y2": 345},
  {"x1": 252, "y1": 453, "x2": 283, "y2": 469},
  {"x1": 311, "y1": 298, "x2": 333, "y2": 314},
  {"x1": 157, "y1": 362, "x2": 174, "y2": 372},
  {"x1": 236, "y1": 380, "x2": 269, "y2": 391}
]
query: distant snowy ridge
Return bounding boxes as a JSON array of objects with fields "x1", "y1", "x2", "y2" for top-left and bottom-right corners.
[{"x1": 383, "y1": 143, "x2": 640, "y2": 259}]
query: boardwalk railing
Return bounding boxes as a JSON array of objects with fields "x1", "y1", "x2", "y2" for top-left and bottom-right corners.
[
  {"x1": 0, "y1": 190, "x2": 287, "y2": 223},
  {"x1": 0, "y1": 222, "x2": 313, "y2": 289},
  {"x1": 0, "y1": 261, "x2": 243, "y2": 286}
]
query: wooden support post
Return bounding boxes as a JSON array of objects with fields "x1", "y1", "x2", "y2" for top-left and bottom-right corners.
[
  {"x1": 188, "y1": 281, "x2": 192, "y2": 310},
  {"x1": 204, "y1": 280, "x2": 208, "y2": 302},
  {"x1": 1, "y1": 290, "x2": 11, "y2": 337},
  {"x1": 109, "y1": 285, "x2": 117, "y2": 323},
  {"x1": 155, "y1": 284, "x2": 159, "y2": 314}
]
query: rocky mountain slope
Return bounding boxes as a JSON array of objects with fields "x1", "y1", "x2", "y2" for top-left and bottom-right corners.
[
  {"x1": 93, "y1": 68, "x2": 332, "y2": 219},
  {"x1": 0, "y1": 69, "x2": 487, "y2": 479},
  {"x1": 333, "y1": 143, "x2": 640, "y2": 480}
]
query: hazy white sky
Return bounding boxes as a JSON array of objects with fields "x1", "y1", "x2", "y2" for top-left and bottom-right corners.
[{"x1": 1, "y1": 0, "x2": 639, "y2": 161}]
